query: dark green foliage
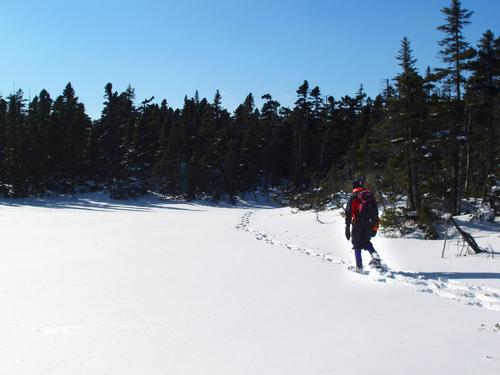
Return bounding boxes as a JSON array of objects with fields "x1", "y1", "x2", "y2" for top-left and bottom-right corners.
[
  {"x1": 465, "y1": 30, "x2": 500, "y2": 196},
  {"x1": 380, "y1": 207, "x2": 409, "y2": 233},
  {"x1": 51, "y1": 83, "x2": 92, "y2": 192},
  {"x1": 3, "y1": 90, "x2": 29, "y2": 196},
  {"x1": 436, "y1": 0, "x2": 475, "y2": 214},
  {"x1": 0, "y1": 0, "x2": 497, "y2": 220},
  {"x1": 436, "y1": 0, "x2": 474, "y2": 101}
]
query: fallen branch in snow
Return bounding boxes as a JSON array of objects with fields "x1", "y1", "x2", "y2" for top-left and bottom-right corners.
[{"x1": 443, "y1": 216, "x2": 488, "y2": 257}]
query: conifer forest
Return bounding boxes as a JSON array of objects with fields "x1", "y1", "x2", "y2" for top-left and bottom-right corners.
[{"x1": 1, "y1": 0, "x2": 498, "y2": 222}]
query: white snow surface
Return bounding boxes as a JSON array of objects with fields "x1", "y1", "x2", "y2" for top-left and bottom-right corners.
[{"x1": 1, "y1": 193, "x2": 500, "y2": 374}]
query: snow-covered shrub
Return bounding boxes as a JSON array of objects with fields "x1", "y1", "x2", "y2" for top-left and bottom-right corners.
[
  {"x1": 282, "y1": 186, "x2": 329, "y2": 210},
  {"x1": 476, "y1": 206, "x2": 495, "y2": 221},
  {"x1": 380, "y1": 205, "x2": 438, "y2": 239},
  {"x1": 380, "y1": 207, "x2": 409, "y2": 233}
]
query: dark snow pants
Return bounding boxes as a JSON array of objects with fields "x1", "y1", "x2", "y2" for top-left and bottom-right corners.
[{"x1": 353, "y1": 241, "x2": 376, "y2": 269}]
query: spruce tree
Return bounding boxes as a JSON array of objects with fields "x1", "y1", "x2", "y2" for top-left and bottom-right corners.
[
  {"x1": 151, "y1": 100, "x2": 174, "y2": 190},
  {"x1": 97, "y1": 84, "x2": 137, "y2": 187},
  {"x1": 260, "y1": 94, "x2": 282, "y2": 188},
  {"x1": 465, "y1": 30, "x2": 500, "y2": 194},
  {"x1": 0, "y1": 96, "x2": 7, "y2": 193},
  {"x1": 4, "y1": 90, "x2": 28, "y2": 196},
  {"x1": 436, "y1": 0, "x2": 474, "y2": 101},
  {"x1": 234, "y1": 93, "x2": 260, "y2": 193},
  {"x1": 436, "y1": 0, "x2": 474, "y2": 213},
  {"x1": 51, "y1": 83, "x2": 92, "y2": 191},
  {"x1": 393, "y1": 37, "x2": 427, "y2": 215},
  {"x1": 291, "y1": 80, "x2": 314, "y2": 189},
  {"x1": 26, "y1": 90, "x2": 52, "y2": 193}
]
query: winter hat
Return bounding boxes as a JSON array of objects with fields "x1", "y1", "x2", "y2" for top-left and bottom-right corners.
[{"x1": 352, "y1": 179, "x2": 362, "y2": 189}]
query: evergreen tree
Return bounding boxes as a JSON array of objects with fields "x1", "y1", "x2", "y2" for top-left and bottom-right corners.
[
  {"x1": 195, "y1": 91, "x2": 229, "y2": 198},
  {"x1": 234, "y1": 93, "x2": 260, "y2": 193},
  {"x1": 97, "y1": 83, "x2": 137, "y2": 186},
  {"x1": 291, "y1": 80, "x2": 315, "y2": 189},
  {"x1": 51, "y1": 83, "x2": 92, "y2": 191},
  {"x1": 392, "y1": 37, "x2": 427, "y2": 215},
  {"x1": 260, "y1": 93, "x2": 282, "y2": 188},
  {"x1": 436, "y1": 0, "x2": 474, "y2": 101},
  {"x1": 151, "y1": 100, "x2": 174, "y2": 191},
  {"x1": 4, "y1": 90, "x2": 28, "y2": 196},
  {"x1": 26, "y1": 90, "x2": 52, "y2": 193},
  {"x1": 465, "y1": 30, "x2": 500, "y2": 194},
  {"x1": 0, "y1": 96, "x2": 7, "y2": 192},
  {"x1": 436, "y1": 0, "x2": 474, "y2": 213},
  {"x1": 120, "y1": 97, "x2": 161, "y2": 196},
  {"x1": 186, "y1": 97, "x2": 210, "y2": 199}
]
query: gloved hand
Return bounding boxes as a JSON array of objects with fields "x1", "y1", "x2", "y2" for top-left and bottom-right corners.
[{"x1": 345, "y1": 225, "x2": 351, "y2": 241}]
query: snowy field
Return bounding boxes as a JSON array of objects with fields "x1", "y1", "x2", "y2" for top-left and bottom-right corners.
[{"x1": 1, "y1": 193, "x2": 499, "y2": 375}]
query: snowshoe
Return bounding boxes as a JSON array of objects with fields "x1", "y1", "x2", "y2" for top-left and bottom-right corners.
[
  {"x1": 348, "y1": 265, "x2": 368, "y2": 275},
  {"x1": 368, "y1": 258, "x2": 385, "y2": 271}
]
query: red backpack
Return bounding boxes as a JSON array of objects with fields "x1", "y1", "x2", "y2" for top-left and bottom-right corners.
[{"x1": 351, "y1": 188, "x2": 379, "y2": 229}]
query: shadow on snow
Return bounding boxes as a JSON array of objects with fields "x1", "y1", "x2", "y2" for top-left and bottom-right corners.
[
  {"x1": 453, "y1": 217, "x2": 500, "y2": 235},
  {"x1": 0, "y1": 192, "x2": 279, "y2": 212},
  {"x1": 395, "y1": 270, "x2": 500, "y2": 281}
]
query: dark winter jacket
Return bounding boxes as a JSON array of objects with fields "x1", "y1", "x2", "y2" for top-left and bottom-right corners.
[{"x1": 345, "y1": 187, "x2": 379, "y2": 248}]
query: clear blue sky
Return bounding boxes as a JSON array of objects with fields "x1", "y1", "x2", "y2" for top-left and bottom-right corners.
[{"x1": 1, "y1": 0, "x2": 499, "y2": 119}]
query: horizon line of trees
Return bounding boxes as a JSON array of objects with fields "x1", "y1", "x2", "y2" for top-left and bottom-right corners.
[{"x1": 0, "y1": 0, "x2": 498, "y2": 219}]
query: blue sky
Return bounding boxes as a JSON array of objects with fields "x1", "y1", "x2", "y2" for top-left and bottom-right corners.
[{"x1": 1, "y1": 0, "x2": 499, "y2": 119}]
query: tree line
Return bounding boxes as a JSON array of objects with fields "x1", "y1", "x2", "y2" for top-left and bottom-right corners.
[{"x1": 0, "y1": 0, "x2": 498, "y2": 219}]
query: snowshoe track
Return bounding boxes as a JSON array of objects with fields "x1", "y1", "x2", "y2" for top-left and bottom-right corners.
[
  {"x1": 236, "y1": 210, "x2": 344, "y2": 265},
  {"x1": 236, "y1": 210, "x2": 500, "y2": 312}
]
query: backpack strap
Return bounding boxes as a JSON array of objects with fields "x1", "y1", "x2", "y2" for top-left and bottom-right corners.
[{"x1": 350, "y1": 188, "x2": 365, "y2": 222}]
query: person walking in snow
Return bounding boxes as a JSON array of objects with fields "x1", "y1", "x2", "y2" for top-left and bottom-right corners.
[{"x1": 345, "y1": 179, "x2": 382, "y2": 271}]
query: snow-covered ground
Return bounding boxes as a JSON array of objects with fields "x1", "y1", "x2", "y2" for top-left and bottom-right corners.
[{"x1": 0, "y1": 193, "x2": 499, "y2": 374}]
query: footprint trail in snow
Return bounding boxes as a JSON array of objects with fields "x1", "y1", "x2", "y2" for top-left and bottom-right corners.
[
  {"x1": 236, "y1": 210, "x2": 344, "y2": 265},
  {"x1": 236, "y1": 210, "x2": 500, "y2": 312}
]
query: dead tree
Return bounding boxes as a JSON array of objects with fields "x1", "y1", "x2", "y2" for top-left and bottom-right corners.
[{"x1": 442, "y1": 216, "x2": 486, "y2": 257}]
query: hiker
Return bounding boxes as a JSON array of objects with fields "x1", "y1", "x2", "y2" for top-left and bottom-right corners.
[{"x1": 345, "y1": 179, "x2": 381, "y2": 271}]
